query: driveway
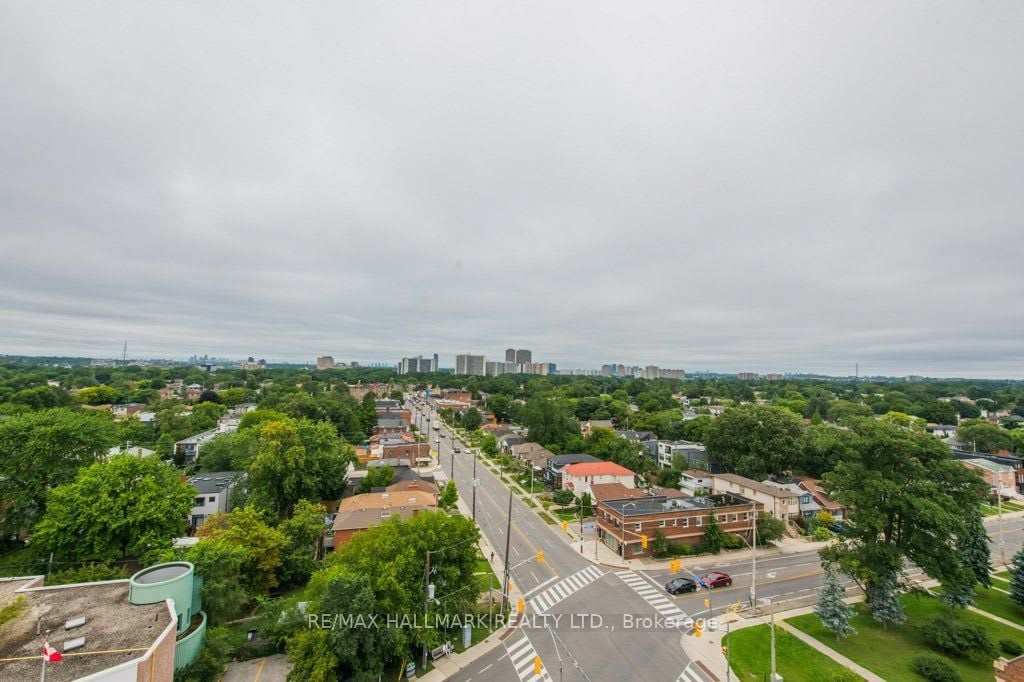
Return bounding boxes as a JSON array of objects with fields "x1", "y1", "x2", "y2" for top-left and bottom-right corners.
[{"x1": 222, "y1": 654, "x2": 291, "y2": 682}]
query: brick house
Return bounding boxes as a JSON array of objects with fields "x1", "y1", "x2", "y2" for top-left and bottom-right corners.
[
  {"x1": 595, "y1": 486, "x2": 763, "y2": 558},
  {"x1": 962, "y1": 458, "x2": 1017, "y2": 497},
  {"x1": 331, "y1": 491, "x2": 437, "y2": 547},
  {"x1": 510, "y1": 442, "x2": 553, "y2": 470}
]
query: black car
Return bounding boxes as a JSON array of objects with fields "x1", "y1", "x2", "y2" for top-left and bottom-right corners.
[{"x1": 665, "y1": 577, "x2": 697, "y2": 595}]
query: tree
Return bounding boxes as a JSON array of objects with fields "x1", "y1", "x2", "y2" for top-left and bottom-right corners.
[
  {"x1": 827, "y1": 401, "x2": 873, "y2": 422},
  {"x1": 286, "y1": 629, "x2": 338, "y2": 682},
  {"x1": 1010, "y1": 547, "x2": 1024, "y2": 610},
  {"x1": 278, "y1": 500, "x2": 328, "y2": 586},
  {"x1": 197, "y1": 389, "x2": 221, "y2": 404},
  {"x1": 584, "y1": 427, "x2": 652, "y2": 473},
  {"x1": 480, "y1": 433, "x2": 499, "y2": 456},
  {"x1": 73, "y1": 385, "x2": 119, "y2": 405},
  {"x1": 460, "y1": 407, "x2": 483, "y2": 431},
  {"x1": 197, "y1": 506, "x2": 288, "y2": 596},
  {"x1": 32, "y1": 455, "x2": 194, "y2": 563},
  {"x1": 358, "y1": 465, "x2": 395, "y2": 493},
  {"x1": 681, "y1": 416, "x2": 712, "y2": 443},
  {"x1": 701, "y1": 512, "x2": 726, "y2": 554},
  {"x1": 798, "y1": 424, "x2": 856, "y2": 478},
  {"x1": 0, "y1": 408, "x2": 116, "y2": 537},
  {"x1": 821, "y1": 417, "x2": 987, "y2": 619},
  {"x1": 958, "y1": 419, "x2": 1013, "y2": 453},
  {"x1": 815, "y1": 567, "x2": 856, "y2": 640},
  {"x1": 958, "y1": 513, "x2": 991, "y2": 590},
  {"x1": 756, "y1": 515, "x2": 787, "y2": 544},
  {"x1": 704, "y1": 405, "x2": 803, "y2": 479},
  {"x1": 486, "y1": 394, "x2": 514, "y2": 422},
  {"x1": 918, "y1": 400, "x2": 958, "y2": 426},
  {"x1": 439, "y1": 480, "x2": 459, "y2": 510},
  {"x1": 247, "y1": 417, "x2": 354, "y2": 518},
  {"x1": 865, "y1": 572, "x2": 905, "y2": 629},
  {"x1": 579, "y1": 491, "x2": 593, "y2": 517},
  {"x1": 360, "y1": 393, "x2": 378, "y2": 437},
  {"x1": 176, "y1": 627, "x2": 233, "y2": 682},
  {"x1": 519, "y1": 397, "x2": 580, "y2": 451},
  {"x1": 185, "y1": 538, "x2": 250, "y2": 625},
  {"x1": 190, "y1": 401, "x2": 227, "y2": 432}
]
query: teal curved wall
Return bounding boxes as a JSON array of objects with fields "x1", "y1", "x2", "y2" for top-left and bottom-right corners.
[
  {"x1": 130, "y1": 562, "x2": 197, "y2": 633},
  {"x1": 173, "y1": 611, "x2": 207, "y2": 670}
]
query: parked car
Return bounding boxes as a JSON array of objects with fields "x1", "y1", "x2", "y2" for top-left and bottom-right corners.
[
  {"x1": 454, "y1": 446, "x2": 461, "y2": 453},
  {"x1": 698, "y1": 572, "x2": 733, "y2": 588},
  {"x1": 665, "y1": 577, "x2": 697, "y2": 595}
]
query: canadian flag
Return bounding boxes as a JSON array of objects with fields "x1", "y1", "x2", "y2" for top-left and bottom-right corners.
[{"x1": 42, "y1": 641, "x2": 61, "y2": 663}]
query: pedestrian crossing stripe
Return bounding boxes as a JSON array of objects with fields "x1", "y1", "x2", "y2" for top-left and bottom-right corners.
[
  {"x1": 504, "y1": 635, "x2": 552, "y2": 682},
  {"x1": 677, "y1": 662, "x2": 711, "y2": 682},
  {"x1": 616, "y1": 570, "x2": 687, "y2": 620},
  {"x1": 528, "y1": 565, "x2": 605, "y2": 614}
]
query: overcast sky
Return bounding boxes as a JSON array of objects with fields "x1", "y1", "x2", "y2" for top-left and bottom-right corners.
[{"x1": 2, "y1": 3, "x2": 1023, "y2": 378}]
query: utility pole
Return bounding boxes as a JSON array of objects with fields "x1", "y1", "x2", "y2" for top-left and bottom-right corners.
[
  {"x1": 502, "y1": 487, "x2": 513, "y2": 611},
  {"x1": 750, "y1": 501, "x2": 757, "y2": 612},
  {"x1": 472, "y1": 450, "x2": 478, "y2": 521},
  {"x1": 422, "y1": 549, "x2": 432, "y2": 669},
  {"x1": 769, "y1": 598, "x2": 778, "y2": 681},
  {"x1": 998, "y1": 481, "x2": 1007, "y2": 565}
]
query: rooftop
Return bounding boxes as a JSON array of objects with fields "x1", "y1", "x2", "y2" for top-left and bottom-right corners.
[
  {"x1": 562, "y1": 461, "x2": 636, "y2": 477},
  {"x1": 713, "y1": 473, "x2": 801, "y2": 499},
  {"x1": 963, "y1": 457, "x2": 1016, "y2": 474},
  {"x1": 0, "y1": 578, "x2": 172, "y2": 682},
  {"x1": 548, "y1": 453, "x2": 601, "y2": 467},
  {"x1": 188, "y1": 471, "x2": 242, "y2": 494},
  {"x1": 602, "y1": 492, "x2": 756, "y2": 517}
]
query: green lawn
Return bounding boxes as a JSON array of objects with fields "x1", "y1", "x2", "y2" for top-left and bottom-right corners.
[
  {"x1": 994, "y1": 571, "x2": 1013, "y2": 582},
  {"x1": 473, "y1": 557, "x2": 501, "y2": 591},
  {"x1": 788, "y1": 594, "x2": 1024, "y2": 681},
  {"x1": 728, "y1": 624, "x2": 861, "y2": 682},
  {"x1": 971, "y1": 586, "x2": 1024, "y2": 626},
  {"x1": 552, "y1": 507, "x2": 579, "y2": 521}
]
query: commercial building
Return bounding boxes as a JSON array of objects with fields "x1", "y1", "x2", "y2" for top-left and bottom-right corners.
[
  {"x1": 595, "y1": 487, "x2": 762, "y2": 558},
  {"x1": 316, "y1": 355, "x2": 335, "y2": 370},
  {"x1": 454, "y1": 354, "x2": 486, "y2": 376}
]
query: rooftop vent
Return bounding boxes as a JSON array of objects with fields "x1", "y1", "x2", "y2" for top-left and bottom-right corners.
[
  {"x1": 65, "y1": 617, "x2": 86, "y2": 631},
  {"x1": 63, "y1": 637, "x2": 85, "y2": 652}
]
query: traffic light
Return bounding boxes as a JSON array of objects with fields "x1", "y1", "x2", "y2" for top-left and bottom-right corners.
[
  {"x1": 517, "y1": 597, "x2": 524, "y2": 613},
  {"x1": 669, "y1": 559, "x2": 679, "y2": 573},
  {"x1": 641, "y1": 534, "x2": 648, "y2": 550},
  {"x1": 534, "y1": 657, "x2": 543, "y2": 675},
  {"x1": 537, "y1": 551, "x2": 544, "y2": 564},
  {"x1": 561, "y1": 520, "x2": 568, "y2": 532},
  {"x1": 694, "y1": 621, "x2": 702, "y2": 638},
  {"x1": 704, "y1": 598, "x2": 710, "y2": 609}
]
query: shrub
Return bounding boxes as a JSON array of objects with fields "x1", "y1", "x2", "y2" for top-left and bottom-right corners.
[
  {"x1": 722, "y1": 534, "x2": 745, "y2": 550},
  {"x1": 912, "y1": 655, "x2": 962, "y2": 682},
  {"x1": 922, "y1": 616, "x2": 997, "y2": 660},
  {"x1": 1000, "y1": 639, "x2": 1023, "y2": 656},
  {"x1": 552, "y1": 489, "x2": 574, "y2": 505},
  {"x1": 812, "y1": 525, "x2": 833, "y2": 542}
]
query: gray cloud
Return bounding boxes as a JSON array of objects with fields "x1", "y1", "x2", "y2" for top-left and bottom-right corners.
[{"x1": 1, "y1": 2, "x2": 1023, "y2": 377}]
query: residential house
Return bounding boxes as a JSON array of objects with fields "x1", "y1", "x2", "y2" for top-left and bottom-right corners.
[
  {"x1": 373, "y1": 416, "x2": 409, "y2": 435},
  {"x1": 656, "y1": 440, "x2": 708, "y2": 470},
  {"x1": 381, "y1": 442, "x2": 432, "y2": 465},
  {"x1": 187, "y1": 471, "x2": 242, "y2": 528},
  {"x1": 678, "y1": 470, "x2": 713, "y2": 497},
  {"x1": 581, "y1": 420, "x2": 615, "y2": 437},
  {"x1": 926, "y1": 424, "x2": 958, "y2": 439},
  {"x1": 510, "y1": 442, "x2": 553, "y2": 470},
  {"x1": 596, "y1": 488, "x2": 763, "y2": 558},
  {"x1": 962, "y1": 458, "x2": 1018, "y2": 497},
  {"x1": 952, "y1": 450, "x2": 1024, "y2": 494},
  {"x1": 111, "y1": 403, "x2": 146, "y2": 418},
  {"x1": 762, "y1": 480, "x2": 819, "y2": 520},
  {"x1": 174, "y1": 429, "x2": 220, "y2": 466},
  {"x1": 711, "y1": 473, "x2": 800, "y2": 520},
  {"x1": 562, "y1": 461, "x2": 637, "y2": 498},
  {"x1": 107, "y1": 445, "x2": 156, "y2": 459},
  {"x1": 545, "y1": 453, "x2": 601, "y2": 488},
  {"x1": 331, "y1": 491, "x2": 437, "y2": 547},
  {"x1": 618, "y1": 431, "x2": 658, "y2": 460},
  {"x1": 499, "y1": 434, "x2": 527, "y2": 454},
  {"x1": 796, "y1": 477, "x2": 845, "y2": 521}
]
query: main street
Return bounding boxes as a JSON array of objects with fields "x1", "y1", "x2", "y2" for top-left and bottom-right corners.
[
  {"x1": 408, "y1": 398, "x2": 1024, "y2": 681},
  {"x1": 409, "y1": 400, "x2": 704, "y2": 682}
]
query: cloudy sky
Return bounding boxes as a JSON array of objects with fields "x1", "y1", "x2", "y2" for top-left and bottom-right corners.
[{"x1": 2, "y1": 3, "x2": 1022, "y2": 377}]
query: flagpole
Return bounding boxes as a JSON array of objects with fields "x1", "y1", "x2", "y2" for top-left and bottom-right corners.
[{"x1": 40, "y1": 656, "x2": 46, "y2": 682}]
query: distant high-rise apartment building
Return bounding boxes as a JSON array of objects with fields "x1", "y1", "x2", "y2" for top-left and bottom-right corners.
[
  {"x1": 737, "y1": 372, "x2": 760, "y2": 381},
  {"x1": 316, "y1": 355, "x2": 335, "y2": 370},
  {"x1": 521, "y1": 362, "x2": 556, "y2": 376},
  {"x1": 505, "y1": 348, "x2": 516, "y2": 363},
  {"x1": 659, "y1": 369, "x2": 686, "y2": 380},
  {"x1": 764, "y1": 373, "x2": 784, "y2": 381},
  {"x1": 398, "y1": 354, "x2": 439, "y2": 374},
  {"x1": 486, "y1": 361, "x2": 518, "y2": 376},
  {"x1": 455, "y1": 354, "x2": 486, "y2": 376},
  {"x1": 514, "y1": 349, "x2": 532, "y2": 365}
]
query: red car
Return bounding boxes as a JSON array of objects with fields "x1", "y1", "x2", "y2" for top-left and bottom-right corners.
[{"x1": 698, "y1": 572, "x2": 733, "y2": 588}]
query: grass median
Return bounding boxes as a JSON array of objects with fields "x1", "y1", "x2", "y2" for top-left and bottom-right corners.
[{"x1": 728, "y1": 623, "x2": 862, "y2": 681}]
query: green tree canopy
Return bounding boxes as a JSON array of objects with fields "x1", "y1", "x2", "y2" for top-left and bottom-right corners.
[
  {"x1": 33, "y1": 455, "x2": 194, "y2": 563},
  {"x1": 704, "y1": 404, "x2": 803, "y2": 479}
]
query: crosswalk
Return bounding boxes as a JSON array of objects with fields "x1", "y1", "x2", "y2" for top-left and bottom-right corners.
[
  {"x1": 677, "y1": 662, "x2": 713, "y2": 682},
  {"x1": 528, "y1": 565, "x2": 605, "y2": 614},
  {"x1": 616, "y1": 570, "x2": 687, "y2": 620},
  {"x1": 504, "y1": 635, "x2": 552, "y2": 682}
]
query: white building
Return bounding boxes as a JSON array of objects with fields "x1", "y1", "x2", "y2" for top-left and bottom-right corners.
[{"x1": 188, "y1": 471, "x2": 243, "y2": 528}]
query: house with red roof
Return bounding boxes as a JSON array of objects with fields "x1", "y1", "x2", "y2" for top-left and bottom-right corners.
[{"x1": 561, "y1": 461, "x2": 637, "y2": 498}]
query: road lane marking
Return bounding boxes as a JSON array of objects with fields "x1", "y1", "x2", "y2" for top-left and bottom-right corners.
[
  {"x1": 677, "y1": 661, "x2": 712, "y2": 682},
  {"x1": 529, "y1": 565, "x2": 605, "y2": 614},
  {"x1": 616, "y1": 571, "x2": 687, "y2": 620},
  {"x1": 504, "y1": 636, "x2": 552, "y2": 682}
]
